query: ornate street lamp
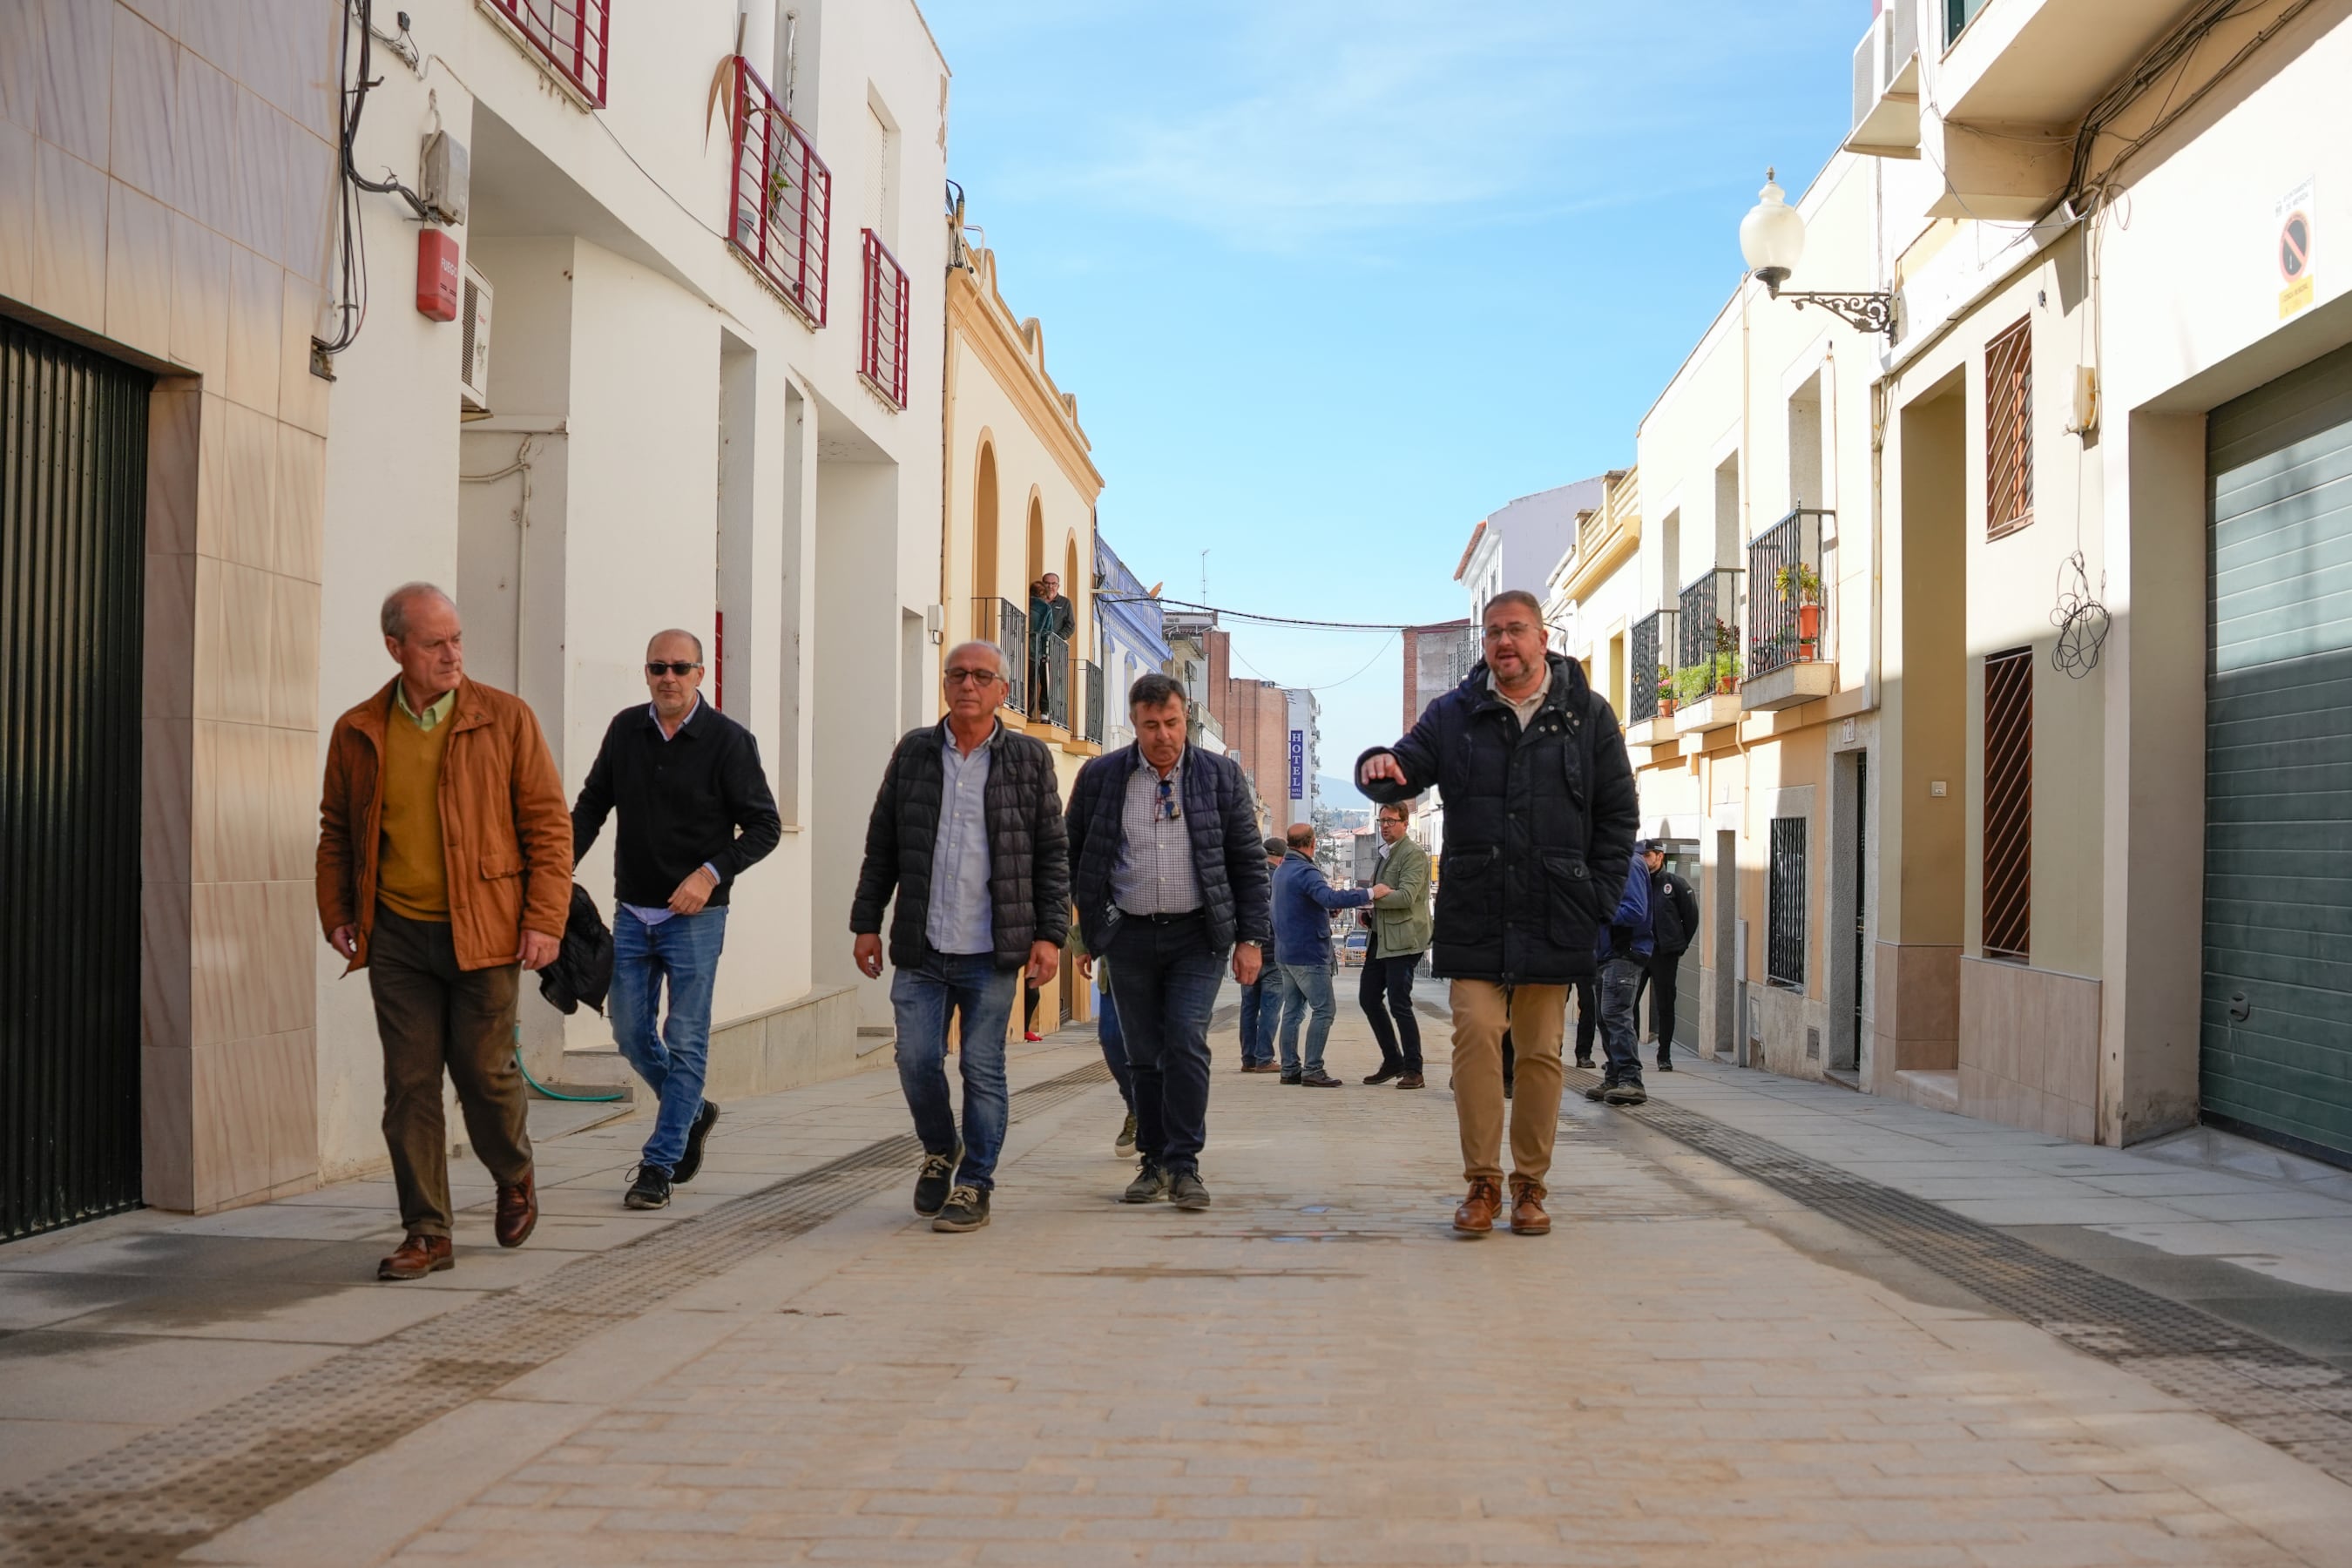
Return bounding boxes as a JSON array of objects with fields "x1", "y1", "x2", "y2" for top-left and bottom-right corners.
[{"x1": 1739, "y1": 169, "x2": 1896, "y2": 337}]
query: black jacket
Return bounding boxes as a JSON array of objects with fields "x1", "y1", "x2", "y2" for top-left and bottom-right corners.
[
  {"x1": 1651, "y1": 869, "x2": 1698, "y2": 959},
  {"x1": 571, "y1": 700, "x2": 782, "y2": 909},
  {"x1": 850, "y1": 720, "x2": 1071, "y2": 970},
  {"x1": 1356, "y1": 653, "x2": 1639, "y2": 984},
  {"x1": 537, "y1": 885, "x2": 615, "y2": 1017},
  {"x1": 1066, "y1": 743, "x2": 1272, "y2": 956}
]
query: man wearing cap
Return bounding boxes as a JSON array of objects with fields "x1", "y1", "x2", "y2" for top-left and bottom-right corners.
[{"x1": 1634, "y1": 841, "x2": 1699, "y2": 1071}]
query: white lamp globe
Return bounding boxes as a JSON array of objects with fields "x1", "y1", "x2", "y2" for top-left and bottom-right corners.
[{"x1": 1739, "y1": 168, "x2": 1806, "y2": 290}]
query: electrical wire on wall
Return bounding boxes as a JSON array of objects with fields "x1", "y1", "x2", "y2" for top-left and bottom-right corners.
[{"x1": 316, "y1": 0, "x2": 433, "y2": 364}]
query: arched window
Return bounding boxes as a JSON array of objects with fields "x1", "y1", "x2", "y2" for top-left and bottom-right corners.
[{"x1": 974, "y1": 442, "x2": 999, "y2": 605}]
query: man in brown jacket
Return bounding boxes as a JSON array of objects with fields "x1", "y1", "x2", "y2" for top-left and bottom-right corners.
[{"x1": 317, "y1": 582, "x2": 572, "y2": 1281}]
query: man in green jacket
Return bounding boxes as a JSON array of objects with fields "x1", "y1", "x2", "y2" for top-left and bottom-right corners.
[{"x1": 1358, "y1": 802, "x2": 1433, "y2": 1087}]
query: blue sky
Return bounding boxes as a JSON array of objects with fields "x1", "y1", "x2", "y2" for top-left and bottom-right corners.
[{"x1": 922, "y1": 0, "x2": 1865, "y2": 772}]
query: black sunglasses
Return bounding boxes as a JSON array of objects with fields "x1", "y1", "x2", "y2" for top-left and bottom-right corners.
[
  {"x1": 645, "y1": 661, "x2": 701, "y2": 677},
  {"x1": 1156, "y1": 774, "x2": 1181, "y2": 821}
]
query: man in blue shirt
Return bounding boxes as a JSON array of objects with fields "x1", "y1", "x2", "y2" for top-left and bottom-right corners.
[
  {"x1": 1270, "y1": 823, "x2": 1389, "y2": 1087},
  {"x1": 1583, "y1": 855, "x2": 1652, "y2": 1106}
]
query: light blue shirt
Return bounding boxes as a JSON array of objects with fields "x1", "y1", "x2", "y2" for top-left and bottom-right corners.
[
  {"x1": 925, "y1": 721, "x2": 996, "y2": 954},
  {"x1": 1111, "y1": 749, "x2": 1200, "y2": 916},
  {"x1": 621, "y1": 697, "x2": 719, "y2": 931}
]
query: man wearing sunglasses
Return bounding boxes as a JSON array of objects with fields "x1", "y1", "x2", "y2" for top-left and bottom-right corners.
[
  {"x1": 1066, "y1": 673, "x2": 1272, "y2": 1212},
  {"x1": 851, "y1": 642, "x2": 1069, "y2": 1233},
  {"x1": 573, "y1": 630, "x2": 781, "y2": 1213},
  {"x1": 1357, "y1": 590, "x2": 1639, "y2": 1238}
]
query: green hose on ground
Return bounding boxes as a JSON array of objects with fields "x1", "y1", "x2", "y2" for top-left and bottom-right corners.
[{"x1": 513, "y1": 1024, "x2": 627, "y2": 1102}]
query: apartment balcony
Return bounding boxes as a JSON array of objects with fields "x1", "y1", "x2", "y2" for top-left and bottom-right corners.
[
  {"x1": 1744, "y1": 506, "x2": 1837, "y2": 713},
  {"x1": 1843, "y1": 1, "x2": 1920, "y2": 160},
  {"x1": 1031, "y1": 632, "x2": 1072, "y2": 732},
  {"x1": 972, "y1": 598, "x2": 1030, "y2": 715},
  {"x1": 482, "y1": 0, "x2": 611, "y2": 107},
  {"x1": 1553, "y1": 467, "x2": 1641, "y2": 607},
  {"x1": 1673, "y1": 567, "x2": 1743, "y2": 736},
  {"x1": 860, "y1": 230, "x2": 909, "y2": 409},
  {"x1": 1077, "y1": 660, "x2": 1106, "y2": 753},
  {"x1": 1624, "y1": 605, "x2": 1681, "y2": 747},
  {"x1": 727, "y1": 57, "x2": 833, "y2": 326}
]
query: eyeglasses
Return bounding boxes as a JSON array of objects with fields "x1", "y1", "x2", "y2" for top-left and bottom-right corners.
[
  {"x1": 645, "y1": 661, "x2": 701, "y2": 677},
  {"x1": 1483, "y1": 622, "x2": 1540, "y2": 642},
  {"x1": 943, "y1": 667, "x2": 1004, "y2": 686},
  {"x1": 1156, "y1": 774, "x2": 1181, "y2": 821}
]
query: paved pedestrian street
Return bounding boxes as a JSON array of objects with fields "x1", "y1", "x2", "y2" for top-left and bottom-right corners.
[{"x1": 7, "y1": 999, "x2": 2352, "y2": 1566}]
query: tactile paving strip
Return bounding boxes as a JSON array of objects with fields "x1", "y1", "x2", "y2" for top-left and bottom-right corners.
[
  {"x1": 0, "y1": 1061, "x2": 1113, "y2": 1567},
  {"x1": 1606, "y1": 1082, "x2": 2352, "y2": 1487}
]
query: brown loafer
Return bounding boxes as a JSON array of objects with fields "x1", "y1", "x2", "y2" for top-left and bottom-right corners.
[
  {"x1": 378, "y1": 1233, "x2": 453, "y2": 1281},
  {"x1": 495, "y1": 1170, "x2": 537, "y2": 1248},
  {"x1": 1396, "y1": 1073, "x2": 1425, "y2": 1090},
  {"x1": 1509, "y1": 1179, "x2": 1551, "y2": 1235},
  {"x1": 1453, "y1": 1178, "x2": 1502, "y2": 1235}
]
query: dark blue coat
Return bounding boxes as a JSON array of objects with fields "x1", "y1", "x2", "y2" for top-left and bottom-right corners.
[
  {"x1": 1356, "y1": 653, "x2": 1639, "y2": 985},
  {"x1": 1066, "y1": 743, "x2": 1273, "y2": 956},
  {"x1": 1271, "y1": 852, "x2": 1371, "y2": 967}
]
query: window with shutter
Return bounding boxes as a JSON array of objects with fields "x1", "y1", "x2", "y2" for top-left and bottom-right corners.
[
  {"x1": 1986, "y1": 317, "x2": 2033, "y2": 538},
  {"x1": 1983, "y1": 646, "x2": 2033, "y2": 962}
]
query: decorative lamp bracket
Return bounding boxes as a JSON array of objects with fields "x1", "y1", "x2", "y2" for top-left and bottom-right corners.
[{"x1": 1760, "y1": 277, "x2": 1896, "y2": 337}]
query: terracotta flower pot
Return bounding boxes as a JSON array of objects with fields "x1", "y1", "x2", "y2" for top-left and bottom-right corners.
[
  {"x1": 1659, "y1": 698, "x2": 1677, "y2": 717},
  {"x1": 1717, "y1": 676, "x2": 1736, "y2": 695},
  {"x1": 1797, "y1": 603, "x2": 1821, "y2": 641}
]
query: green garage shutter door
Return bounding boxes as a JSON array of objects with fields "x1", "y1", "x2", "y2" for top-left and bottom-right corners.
[{"x1": 2205, "y1": 340, "x2": 2352, "y2": 1166}]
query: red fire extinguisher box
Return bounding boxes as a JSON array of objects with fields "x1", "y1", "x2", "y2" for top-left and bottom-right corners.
[{"x1": 416, "y1": 229, "x2": 460, "y2": 321}]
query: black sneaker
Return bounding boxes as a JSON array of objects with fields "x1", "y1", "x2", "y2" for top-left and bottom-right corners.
[
  {"x1": 1279, "y1": 1070, "x2": 1303, "y2": 1085},
  {"x1": 1170, "y1": 1171, "x2": 1212, "y2": 1212},
  {"x1": 914, "y1": 1150, "x2": 957, "y2": 1217},
  {"x1": 671, "y1": 1101, "x2": 720, "y2": 1184},
  {"x1": 624, "y1": 1164, "x2": 672, "y2": 1210},
  {"x1": 1604, "y1": 1078, "x2": 1649, "y2": 1106},
  {"x1": 1655, "y1": 1054, "x2": 1674, "y2": 1072},
  {"x1": 933, "y1": 1185, "x2": 990, "y2": 1233},
  {"x1": 1122, "y1": 1159, "x2": 1172, "y2": 1203},
  {"x1": 1114, "y1": 1112, "x2": 1139, "y2": 1159},
  {"x1": 1572, "y1": 1053, "x2": 1594, "y2": 1070},
  {"x1": 1363, "y1": 1066, "x2": 1401, "y2": 1085}
]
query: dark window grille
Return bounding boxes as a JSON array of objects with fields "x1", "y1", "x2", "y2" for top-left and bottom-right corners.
[
  {"x1": 1986, "y1": 316, "x2": 2033, "y2": 538},
  {"x1": 1767, "y1": 817, "x2": 1808, "y2": 990},
  {"x1": 1748, "y1": 506, "x2": 1830, "y2": 677},
  {"x1": 1983, "y1": 646, "x2": 2033, "y2": 962},
  {"x1": 1678, "y1": 567, "x2": 1741, "y2": 686},
  {"x1": 1081, "y1": 661, "x2": 1105, "y2": 743},
  {"x1": 1033, "y1": 632, "x2": 1071, "y2": 729},
  {"x1": 1637, "y1": 611, "x2": 1674, "y2": 728},
  {"x1": 971, "y1": 598, "x2": 1028, "y2": 714},
  {"x1": 859, "y1": 230, "x2": 909, "y2": 409},
  {"x1": 483, "y1": 0, "x2": 611, "y2": 105},
  {"x1": 727, "y1": 58, "x2": 833, "y2": 328}
]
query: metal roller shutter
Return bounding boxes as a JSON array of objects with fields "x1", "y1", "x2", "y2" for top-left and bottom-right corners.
[{"x1": 2204, "y1": 339, "x2": 2352, "y2": 1166}]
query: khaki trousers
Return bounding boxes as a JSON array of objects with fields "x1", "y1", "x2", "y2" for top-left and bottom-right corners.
[
  {"x1": 1450, "y1": 979, "x2": 1565, "y2": 1186},
  {"x1": 368, "y1": 907, "x2": 532, "y2": 1239}
]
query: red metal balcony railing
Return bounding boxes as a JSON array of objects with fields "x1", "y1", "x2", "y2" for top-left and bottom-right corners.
[
  {"x1": 727, "y1": 57, "x2": 832, "y2": 326},
  {"x1": 860, "y1": 229, "x2": 909, "y2": 409},
  {"x1": 483, "y1": 0, "x2": 611, "y2": 106}
]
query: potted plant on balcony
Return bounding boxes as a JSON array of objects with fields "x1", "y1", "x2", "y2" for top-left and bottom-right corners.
[
  {"x1": 1673, "y1": 665, "x2": 1712, "y2": 708},
  {"x1": 1774, "y1": 563, "x2": 1822, "y2": 659},
  {"x1": 1711, "y1": 618, "x2": 1741, "y2": 693},
  {"x1": 1656, "y1": 671, "x2": 1677, "y2": 719}
]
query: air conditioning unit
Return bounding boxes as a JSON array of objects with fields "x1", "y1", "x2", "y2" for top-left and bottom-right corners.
[
  {"x1": 1845, "y1": 4, "x2": 1922, "y2": 160},
  {"x1": 458, "y1": 263, "x2": 493, "y2": 414}
]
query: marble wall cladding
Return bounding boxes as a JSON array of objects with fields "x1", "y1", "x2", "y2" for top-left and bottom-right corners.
[
  {"x1": 108, "y1": 7, "x2": 177, "y2": 206},
  {"x1": 1959, "y1": 957, "x2": 2104, "y2": 1144},
  {"x1": 32, "y1": 139, "x2": 107, "y2": 331},
  {"x1": 104, "y1": 178, "x2": 171, "y2": 356},
  {"x1": 1872, "y1": 942, "x2": 1961, "y2": 1077}
]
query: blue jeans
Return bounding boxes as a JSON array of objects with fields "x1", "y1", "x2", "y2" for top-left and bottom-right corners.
[
  {"x1": 612, "y1": 906, "x2": 729, "y2": 1172},
  {"x1": 1237, "y1": 971, "x2": 1282, "y2": 1066},
  {"x1": 1098, "y1": 983, "x2": 1133, "y2": 1110},
  {"x1": 889, "y1": 947, "x2": 1018, "y2": 1189},
  {"x1": 1598, "y1": 955, "x2": 1646, "y2": 1083},
  {"x1": 1275, "y1": 962, "x2": 1337, "y2": 1074},
  {"x1": 1104, "y1": 914, "x2": 1223, "y2": 1176}
]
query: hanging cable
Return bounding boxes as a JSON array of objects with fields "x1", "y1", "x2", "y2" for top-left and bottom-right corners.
[
  {"x1": 2050, "y1": 550, "x2": 2111, "y2": 678},
  {"x1": 1098, "y1": 593, "x2": 1435, "y2": 633}
]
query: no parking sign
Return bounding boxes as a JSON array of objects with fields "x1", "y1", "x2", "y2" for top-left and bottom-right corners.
[{"x1": 2277, "y1": 176, "x2": 2315, "y2": 319}]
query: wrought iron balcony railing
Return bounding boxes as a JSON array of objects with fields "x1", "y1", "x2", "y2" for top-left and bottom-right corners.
[
  {"x1": 860, "y1": 229, "x2": 909, "y2": 409},
  {"x1": 727, "y1": 58, "x2": 832, "y2": 327},
  {"x1": 1747, "y1": 507, "x2": 1830, "y2": 679},
  {"x1": 1081, "y1": 661, "x2": 1105, "y2": 744},
  {"x1": 484, "y1": 0, "x2": 611, "y2": 105},
  {"x1": 1677, "y1": 567, "x2": 1743, "y2": 692},
  {"x1": 1031, "y1": 632, "x2": 1071, "y2": 729},
  {"x1": 1629, "y1": 606, "x2": 1678, "y2": 725},
  {"x1": 971, "y1": 598, "x2": 1029, "y2": 715}
]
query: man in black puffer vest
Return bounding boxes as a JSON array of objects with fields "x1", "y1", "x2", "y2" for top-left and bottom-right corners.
[
  {"x1": 851, "y1": 641, "x2": 1070, "y2": 1234},
  {"x1": 1359, "y1": 590, "x2": 1639, "y2": 1238}
]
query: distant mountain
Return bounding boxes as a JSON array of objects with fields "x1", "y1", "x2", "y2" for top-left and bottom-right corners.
[{"x1": 1317, "y1": 772, "x2": 1368, "y2": 809}]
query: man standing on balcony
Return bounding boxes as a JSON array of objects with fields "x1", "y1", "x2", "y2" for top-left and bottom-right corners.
[
  {"x1": 1068, "y1": 673, "x2": 1271, "y2": 1212},
  {"x1": 1357, "y1": 590, "x2": 1639, "y2": 1238},
  {"x1": 1359, "y1": 802, "x2": 1432, "y2": 1088},
  {"x1": 571, "y1": 630, "x2": 782, "y2": 1213},
  {"x1": 852, "y1": 641, "x2": 1069, "y2": 1234},
  {"x1": 316, "y1": 583, "x2": 571, "y2": 1281},
  {"x1": 1029, "y1": 571, "x2": 1076, "y2": 721}
]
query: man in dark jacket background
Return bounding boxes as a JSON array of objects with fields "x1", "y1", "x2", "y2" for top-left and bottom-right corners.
[
  {"x1": 1359, "y1": 590, "x2": 1639, "y2": 1237},
  {"x1": 1068, "y1": 673, "x2": 1270, "y2": 1213},
  {"x1": 851, "y1": 641, "x2": 1069, "y2": 1233},
  {"x1": 573, "y1": 630, "x2": 781, "y2": 1213},
  {"x1": 1634, "y1": 841, "x2": 1698, "y2": 1071},
  {"x1": 1584, "y1": 852, "x2": 1652, "y2": 1105},
  {"x1": 1270, "y1": 822, "x2": 1387, "y2": 1087}
]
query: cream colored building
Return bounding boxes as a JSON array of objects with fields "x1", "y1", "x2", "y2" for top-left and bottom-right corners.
[{"x1": 940, "y1": 230, "x2": 1105, "y2": 1025}]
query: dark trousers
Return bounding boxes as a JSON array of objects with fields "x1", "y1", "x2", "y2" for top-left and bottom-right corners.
[
  {"x1": 1104, "y1": 913, "x2": 1221, "y2": 1177},
  {"x1": 367, "y1": 907, "x2": 531, "y2": 1240},
  {"x1": 1357, "y1": 931, "x2": 1423, "y2": 1073},
  {"x1": 1571, "y1": 977, "x2": 1601, "y2": 1061},
  {"x1": 1237, "y1": 975, "x2": 1278, "y2": 1065},
  {"x1": 1098, "y1": 984, "x2": 1134, "y2": 1110},
  {"x1": 1634, "y1": 954, "x2": 1680, "y2": 1058}
]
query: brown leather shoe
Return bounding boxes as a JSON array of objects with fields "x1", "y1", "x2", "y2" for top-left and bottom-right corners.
[
  {"x1": 1453, "y1": 1178, "x2": 1502, "y2": 1235},
  {"x1": 1396, "y1": 1073, "x2": 1426, "y2": 1089},
  {"x1": 1509, "y1": 1179, "x2": 1551, "y2": 1235},
  {"x1": 378, "y1": 1233, "x2": 453, "y2": 1281},
  {"x1": 495, "y1": 1170, "x2": 537, "y2": 1248}
]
